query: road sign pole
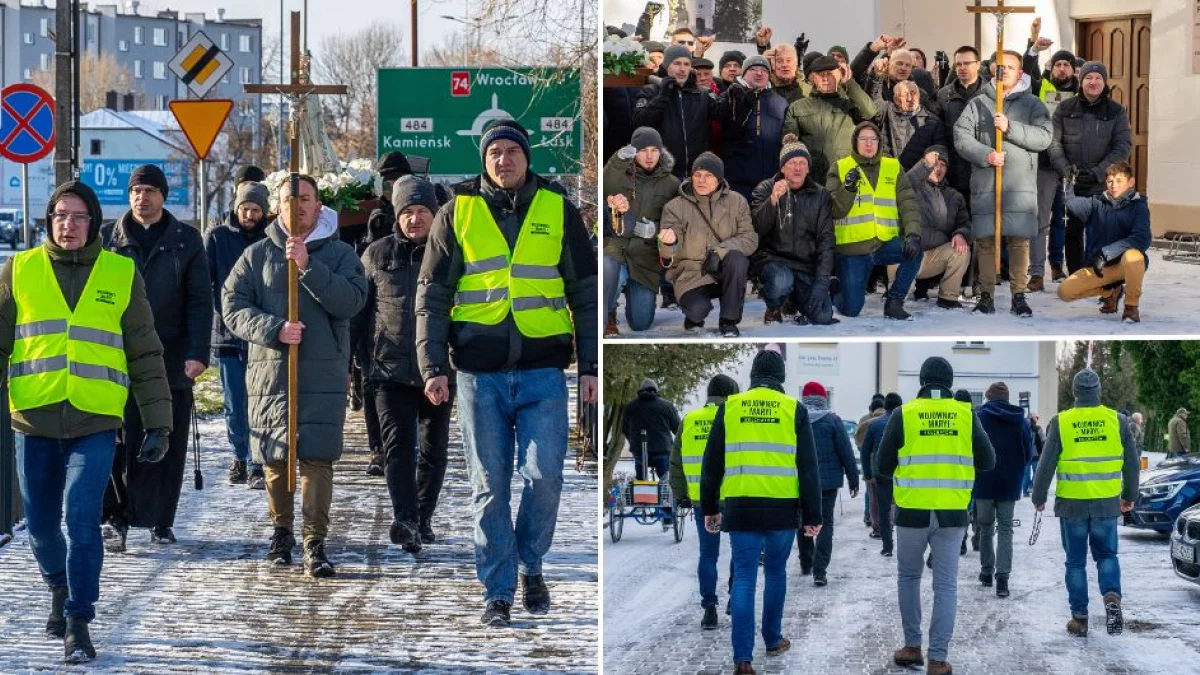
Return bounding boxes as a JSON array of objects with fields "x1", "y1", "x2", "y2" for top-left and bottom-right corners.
[
  {"x1": 198, "y1": 158, "x2": 206, "y2": 231},
  {"x1": 20, "y1": 163, "x2": 29, "y2": 249}
]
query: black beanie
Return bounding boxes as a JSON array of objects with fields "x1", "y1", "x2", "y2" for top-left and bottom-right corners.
[
  {"x1": 128, "y1": 164, "x2": 169, "y2": 199},
  {"x1": 719, "y1": 50, "x2": 746, "y2": 70},
  {"x1": 750, "y1": 349, "x2": 786, "y2": 386},
  {"x1": 631, "y1": 126, "x2": 664, "y2": 151},
  {"x1": 707, "y1": 374, "x2": 740, "y2": 399},
  {"x1": 954, "y1": 389, "x2": 973, "y2": 404},
  {"x1": 479, "y1": 118, "x2": 532, "y2": 167},
  {"x1": 391, "y1": 176, "x2": 439, "y2": 216},
  {"x1": 884, "y1": 392, "x2": 903, "y2": 412},
  {"x1": 1049, "y1": 49, "x2": 1076, "y2": 67},
  {"x1": 376, "y1": 152, "x2": 413, "y2": 181},
  {"x1": 869, "y1": 393, "x2": 885, "y2": 412},
  {"x1": 234, "y1": 165, "x2": 266, "y2": 184},
  {"x1": 919, "y1": 356, "x2": 954, "y2": 389},
  {"x1": 691, "y1": 151, "x2": 724, "y2": 183}
]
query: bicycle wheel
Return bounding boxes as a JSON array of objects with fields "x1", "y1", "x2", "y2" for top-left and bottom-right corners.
[
  {"x1": 610, "y1": 499, "x2": 624, "y2": 543},
  {"x1": 673, "y1": 506, "x2": 687, "y2": 543}
]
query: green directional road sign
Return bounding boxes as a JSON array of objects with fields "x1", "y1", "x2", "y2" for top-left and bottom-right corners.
[{"x1": 376, "y1": 67, "x2": 581, "y2": 177}]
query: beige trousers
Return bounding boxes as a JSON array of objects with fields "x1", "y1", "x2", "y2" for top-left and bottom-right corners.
[
  {"x1": 264, "y1": 459, "x2": 334, "y2": 544},
  {"x1": 976, "y1": 236, "x2": 1030, "y2": 295},
  {"x1": 1057, "y1": 249, "x2": 1146, "y2": 307},
  {"x1": 887, "y1": 242, "x2": 971, "y2": 301}
]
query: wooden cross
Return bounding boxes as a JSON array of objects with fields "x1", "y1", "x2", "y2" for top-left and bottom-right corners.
[
  {"x1": 243, "y1": 11, "x2": 348, "y2": 493},
  {"x1": 968, "y1": 0, "x2": 1035, "y2": 274}
]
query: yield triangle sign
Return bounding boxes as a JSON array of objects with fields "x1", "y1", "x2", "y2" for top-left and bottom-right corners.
[{"x1": 169, "y1": 99, "x2": 232, "y2": 160}]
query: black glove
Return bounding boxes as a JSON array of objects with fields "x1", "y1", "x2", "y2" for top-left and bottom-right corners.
[
  {"x1": 678, "y1": 498, "x2": 693, "y2": 509},
  {"x1": 137, "y1": 428, "x2": 171, "y2": 463},
  {"x1": 794, "y1": 33, "x2": 810, "y2": 57},
  {"x1": 806, "y1": 276, "x2": 831, "y2": 321},
  {"x1": 703, "y1": 250, "x2": 722, "y2": 276},
  {"x1": 661, "y1": 77, "x2": 681, "y2": 96},
  {"x1": 843, "y1": 168, "x2": 861, "y2": 193},
  {"x1": 903, "y1": 234, "x2": 922, "y2": 260},
  {"x1": 1092, "y1": 253, "x2": 1107, "y2": 277}
]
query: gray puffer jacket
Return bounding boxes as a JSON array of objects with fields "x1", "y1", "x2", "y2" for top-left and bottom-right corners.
[
  {"x1": 953, "y1": 75, "x2": 1052, "y2": 240},
  {"x1": 222, "y1": 209, "x2": 367, "y2": 464}
]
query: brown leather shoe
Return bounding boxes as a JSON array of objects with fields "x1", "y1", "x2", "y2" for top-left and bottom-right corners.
[
  {"x1": 764, "y1": 308, "x2": 783, "y2": 324},
  {"x1": 1051, "y1": 264, "x2": 1067, "y2": 282},
  {"x1": 927, "y1": 660, "x2": 953, "y2": 675},
  {"x1": 766, "y1": 637, "x2": 791, "y2": 656},
  {"x1": 604, "y1": 311, "x2": 619, "y2": 336},
  {"x1": 733, "y1": 661, "x2": 755, "y2": 674},
  {"x1": 1099, "y1": 286, "x2": 1124, "y2": 314},
  {"x1": 894, "y1": 645, "x2": 924, "y2": 666},
  {"x1": 1067, "y1": 615, "x2": 1089, "y2": 637},
  {"x1": 1122, "y1": 304, "x2": 1140, "y2": 323},
  {"x1": 1027, "y1": 275, "x2": 1044, "y2": 292}
]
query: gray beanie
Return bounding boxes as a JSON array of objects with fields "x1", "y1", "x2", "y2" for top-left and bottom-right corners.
[
  {"x1": 235, "y1": 182, "x2": 269, "y2": 214},
  {"x1": 1079, "y1": 61, "x2": 1108, "y2": 83},
  {"x1": 391, "y1": 176, "x2": 439, "y2": 215},
  {"x1": 663, "y1": 44, "x2": 692, "y2": 67},
  {"x1": 690, "y1": 151, "x2": 724, "y2": 183},
  {"x1": 631, "y1": 126, "x2": 664, "y2": 151},
  {"x1": 1072, "y1": 369, "x2": 1102, "y2": 406},
  {"x1": 741, "y1": 55, "x2": 771, "y2": 74}
]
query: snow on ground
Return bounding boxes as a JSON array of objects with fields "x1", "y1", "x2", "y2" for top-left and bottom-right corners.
[
  {"x1": 603, "y1": 455, "x2": 1200, "y2": 674},
  {"x1": 608, "y1": 250, "x2": 1200, "y2": 339},
  {"x1": 0, "y1": 377, "x2": 597, "y2": 673}
]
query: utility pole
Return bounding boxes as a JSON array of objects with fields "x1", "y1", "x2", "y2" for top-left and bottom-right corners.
[
  {"x1": 411, "y1": 0, "x2": 419, "y2": 67},
  {"x1": 53, "y1": 0, "x2": 76, "y2": 184}
]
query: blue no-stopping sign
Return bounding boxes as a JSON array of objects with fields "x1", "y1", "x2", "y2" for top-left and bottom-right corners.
[{"x1": 0, "y1": 84, "x2": 56, "y2": 164}]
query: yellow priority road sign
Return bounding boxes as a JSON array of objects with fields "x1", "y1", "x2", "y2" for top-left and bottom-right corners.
[{"x1": 168, "y1": 31, "x2": 234, "y2": 99}]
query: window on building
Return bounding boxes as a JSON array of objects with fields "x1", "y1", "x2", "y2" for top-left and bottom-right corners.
[
  {"x1": 23, "y1": 33, "x2": 33, "y2": 45},
  {"x1": 153, "y1": 62, "x2": 166, "y2": 79},
  {"x1": 240, "y1": 66, "x2": 251, "y2": 83},
  {"x1": 119, "y1": 39, "x2": 129, "y2": 51},
  {"x1": 222, "y1": 72, "x2": 230, "y2": 84},
  {"x1": 157, "y1": 95, "x2": 169, "y2": 110},
  {"x1": 954, "y1": 341, "x2": 989, "y2": 351},
  {"x1": 40, "y1": 53, "x2": 49, "y2": 70},
  {"x1": 969, "y1": 391, "x2": 983, "y2": 409},
  {"x1": 134, "y1": 26, "x2": 144, "y2": 45},
  {"x1": 221, "y1": 33, "x2": 229, "y2": 50},
  {"x1": 90, "y1": 139, "x2": 103, "y2": 156},
  {"x1": 22, "y1": 68, "x2": 32, "y2": 81},
  {"x1": 239, "y1": 35, "x2": 251, "y2": 52},
  {"x1": 40, "y1": 18, "x2": 49, "y2": 37},
  {"x1": 86, "y1": 23, "x2": 95, "y2": 43},
  {"x1": 153, "y1": 28, "x2": 167, "y2": 46},
  {"x1": 133, "y1": 60, "x2": 143, "y2": 78}
]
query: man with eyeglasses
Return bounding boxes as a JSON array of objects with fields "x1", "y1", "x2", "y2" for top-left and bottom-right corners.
[
  {"x1": 671, "y1": 26, "x2": 713, "y2": 58},
  {"x1": 0, "y1": 180, "x2": 172, "y2": 663},
  {"x1": 936, "y1": 46, "x2": 987, "y2": 205},
  {"x1": 100, "y1": 164, "x2": 211, "y2": 553}
]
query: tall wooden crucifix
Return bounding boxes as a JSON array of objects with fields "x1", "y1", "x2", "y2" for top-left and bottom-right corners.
[
  {"x1": 968, "y1": 0, "x2": 1035, "y2": 274},
  {"x1": 243, "y1": 11, "x2": 348, "y2": 493}
]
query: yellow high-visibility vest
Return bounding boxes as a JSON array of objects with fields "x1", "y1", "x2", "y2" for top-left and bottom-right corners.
[
  {"x1": 833, "y1": 156, "x2": 901, "y2": 246},
  {"x1": 721, "y1": 387, "x2": 800, "y2": 499},
  {"x1": 680, "y1": 404, "x2": 719, "y2": 501},
  {"x1": 1056, "y1": 406, "x2": 1124, "y2": 500},
  {"x1": 895, "y1": 398, "x2": 975, "y2": 510},
  {"x1": 8, "y1": 246, "x2": 133, "y2": 418},
  {"x1": 1038, "y1": 78, "x2": 1058, "y2": 101},
  {"x1": 450, "y1": 189, "x2": 573, "y2": 338}
]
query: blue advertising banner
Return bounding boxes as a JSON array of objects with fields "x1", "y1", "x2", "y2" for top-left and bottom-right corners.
[{"x1": 81, "y1": 159, "x2": 190, "y2": 207}]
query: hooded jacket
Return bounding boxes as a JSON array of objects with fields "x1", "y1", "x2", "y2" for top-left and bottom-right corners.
[
  {"x1": 720, "y1": 84, "x2": 789, "y2": 201},
  {"x1": 803, "y1": 394, "x2": 860, "y2": 492},
  {"x1": 781, "y1": 78, "x2": 877, "y2": 182},
  {"x1": 658, "y1": 179, "x2": 757, "y2": 299},
  {"x1": 1064, "y1": 185, "x2": 1151, "y2": 270},
  {"x1": 953, "y1": 74, "x2": 1053, "y2": 240},
  {"x1": 973, "y1": 397, "x2": 1035, "y2": 502},
  {"x1": 101, "y1": 207, "x2": 212, "y2": 390},
  {"x1": 204, "y1": 208, "x2": 268, "y2": 356},
  {"x1": 602, "y1": 148, "x2": 680, "y2": 292},
  {"x1": 0, "y1": 182, "x2": 172, "y2": 439},
  {"x1": 748, "y1": 173, "x2": 834, "y2": 278},
  {"x1": 906, "y1": 160, "x2": 973, "y2": 251},
  {"x1": 936, "y1": 76, "x2": 987, "y2": 194},
  {"x1": 416, "y1": 171, "x2": 597, "y2": 380},
  {"x1": 632, "y1": 72, "x2": 725, "y2": 177},
  {"x1": 825, "y1": 121, "x2": 924, "y2": 257},
  {"x1": 621, "y1": 384, "x2": 682, "y2": 459},
  {"x1": 222, "y1": 208, "x2": 367, "y2": 463}
]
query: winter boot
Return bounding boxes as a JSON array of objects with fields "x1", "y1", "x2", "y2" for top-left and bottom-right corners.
[
  {"x1": 105, "y1": 520, "x2": 127, "y2": 553},
  {"x1": 781, "y1": 297, "x2": 798, "y2": 317},
  {"x1": 884, "y1": 297, "x2": 912, "y2": 321},
  {"x1": 418, "y1": 516, "x2": 436, "y2": 544},
  {"x1": 267, "y1": 527, "x2": 296, "y2": 565},
  {"x1": 733, "y1": 661, "x2": 756, "y2": 674},
  {"x1": 1027, "y1": 275, "x2": 1045, "y2": 292},
  {"x1": 880, "y1": 547, "x2": 893, "y2": 557},
  {"x1": 661, "y1": 286, "x2": 678, "y2": 310},
  {"x1": 979, "y1": 572, "x2": 993, "y2": 587},
  {"x1": 390, "y1": 520, "x2": 422, "y2": 553},
  {"x1": 701, "y1": 605, "x2": 718, "y2": 629},
  {"x1": 719, "y1": 320, "x2": 740, "y2": 338},
  {"x1": 813, "y1": 571, "x2": 827, "y2": 587},
  {"x1": 1122, "y1": 305, "x2": 1140, "y2": 323},
  {"x1": 973, "y1": 292, "x2": 995, "y2": 314},
  {"x1": 150, "y1": 526, "x2": 176, "y2": 544},
  {"x1": 893, "y1": 645, "x2": 924, "y2": 666},
  {"x1": 936, "y1": 297, "x2": 963, "y2": 310},
  {"x1": 912, "y1": 277, "x2": 932, "y2": 301},
  {"x1": 481, "y1": 599, "x2": 512, "y2": 627},
  {"x1": 1067, "y1": 615, "x2": 1089, "y2": 637},
  {"x1": 303, "y1": 539, "x2": 335, "y2": 578},
  {"x1": 763, "y1": 308, "x2": 783, "y2": 324},
  {"x1": 228, "y1": 459, "x2": 247, "y2": 484},
  {"x1": 46, "y1": 586, "x2": 68, "y2": 638},
  {"x1": 247, "y1": 467, "x2": 266, "y2": 490},
  {"x1": 63, "y1": 617, "x2": 95, "y2": 663},
  {"x1": 522, "y1": 573, "x2": 551, "y2": 615},
  {"x1": 766, "y1": 637, "x2": 791, "y2": 656},
  {"x1": 1104, "y1": 592, "x2": 1123, "y2": 635},
  {"x1": 1010, "y1": 292, "x2": 1033, "y2": 318},
  {"x1": 926, "y1": 553, "x2": 933, "y2": 569},
  {"x1": 604, "y1": 310, "x2": 619, "y2": 337},
  {"x1": 365, "y1": 450, "x2": 385, "y2": 477},
  {"x1": 1051, "y1": 264, "x2": 1067, "y2": 282},
  {"x1": 995, "y1": 573, "x2": 1010, "y2": 598},
  {"x1": 927, "y1": 660, "x2": 953, "y2": 675},
  {"x1": 684, "y1": 318, "x2": 704, "y2": 333}
]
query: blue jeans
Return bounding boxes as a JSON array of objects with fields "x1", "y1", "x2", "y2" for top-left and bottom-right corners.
[
  {"x1": 603, "y1": 254, "x2": 656, "y2": 332},
  {"x1": 1022, "y1": 459, "x2": 1038, "y2": 495},
  {"x1": 695, "y1": 509, "x2": 722, "y2": 608},
  {"x1": 834, "y1": 237, "x2": 923, "y2": 317},
  {"x1": 758, "y1": 261, "x2": 833, "y2": 323},
  {"x1": 729, "y1": 528, "x2": 793, "y2": 663},
  {"x1": 457, "y1": 368, "x2": 569, "y2": 604},
  {"x1": 1059, "y1": 515, "x2": 1121, "y2": 617},
  {"x1": 218, "y1": 355, "x2": 258, "y2": 470},
  {"x1": 17, "y1": 430, "x2": 118, "y2": 622}
]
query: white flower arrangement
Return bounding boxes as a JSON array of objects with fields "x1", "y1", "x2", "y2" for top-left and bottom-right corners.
[
  {"x1": 603, "y1": 35, "x2": 649, "y2": 76},
  {"x1": 264, "y1": 160, "x2": 383, "y2": 213}
]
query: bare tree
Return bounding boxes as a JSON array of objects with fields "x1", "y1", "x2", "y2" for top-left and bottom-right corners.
[
  {"x1": 311, "y1": 22, "x2": 406, "y2": 159},
  {"x1": 422, "y1": 31, "x2": 506, "y2": 67},
  {"x1": 32, "y1": 53, "x2": 139, "y2": 112}
]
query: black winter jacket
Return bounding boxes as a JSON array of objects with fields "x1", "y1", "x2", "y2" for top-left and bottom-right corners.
[
  {"x1": 204, "y1": 211, "x2": 267, "y2": 356},
  {"x1": 633, "y1": 73, "x2": 725, "y2": 177},
  {"x1": 906, "y1": 161, "x2": 973, "y2": 250},
  {"x1": 416, "y1": 172, "x2": 597, "y2": 379},
  {"x1": 102, "y1": 210, "x2": 212, "y2": 389},
  {"x1": 936, "y1": 77, "x2": 987, "y2": 194},
  {"x1": 621, "y1": 389, "x2": 681, "y2": 459},
  {"x1": 721, "y1": 86, "x2": 789, "y2": 201},
  {"x1": 1049, "y1": 91, "x2": 1132, "y2": 196},
  {"x1": 748, "y1": 174, "x2": 835, "y2": 278}
]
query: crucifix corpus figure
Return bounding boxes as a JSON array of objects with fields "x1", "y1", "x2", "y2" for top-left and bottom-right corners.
[{"x1": 243, "y1": 11, "x2": 349, "y2": 493}]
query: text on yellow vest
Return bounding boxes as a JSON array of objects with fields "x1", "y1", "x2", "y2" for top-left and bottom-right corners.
[
  {"x1": 721, "y1": 387, "x2": 800, "y2": 499},
  {"x1": 681, "y1": 403, "x2": 719, "y2": 501},
  {"x1": 1056, "y1": 406, "x2": 1123, "y2": 500},
  {"x1": 895, "y1": 397, "x2": 975, "y2": 510}
]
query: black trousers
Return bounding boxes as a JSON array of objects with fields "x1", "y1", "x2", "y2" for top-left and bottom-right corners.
[
  {"x1": 677, "y1": 250, "x2": 749, "y2": 325},
  {"x1": 1065, "y1": 212, "x2": 1086, "y2": 274},
  {"x1": 797, "y1": 489, "x2": 840, "y2": 574},
  {"x1": 373, "y1": 382, "x2": 453, "y2": 523},
  {"x1": 363, "y1": 378, "x2": 381, "y2": 454},
  {"x1": 875, "y1": 478, "x2": 894, "y2": 553},
  {"x1": 103, "y1": 388, "x2": 192, "y2": 529}
]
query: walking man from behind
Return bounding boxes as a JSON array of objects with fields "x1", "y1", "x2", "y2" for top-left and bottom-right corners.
[
  {"x1": 798, "y1": 380, "x2": 859, "y2": 586},
  {"x1": 876, "y1": 357, "x2": 996, "y2": 675}
]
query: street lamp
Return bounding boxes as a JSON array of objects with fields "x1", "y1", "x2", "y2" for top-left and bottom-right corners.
[{"x1": 441, "y1": 14, "x2": 482, "y2": 65}]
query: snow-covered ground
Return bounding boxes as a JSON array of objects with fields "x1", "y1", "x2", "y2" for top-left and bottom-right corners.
[
  {"x1": 0, "y1": 384, "x2": 597, "y2": 673},
  {"x1": 608, "y1": 249, "x2": 1200, "y2": 339},
  {"x1": 603, "y1": 454, "x2": 1200, "y2": 674}
]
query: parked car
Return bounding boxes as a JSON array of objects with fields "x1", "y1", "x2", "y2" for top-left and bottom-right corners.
[
  {"x1": 0, "y1": 209, "x2": 23, "y2": 247},
  {"x1": 1126, "y1": 456, "x2": 1200, "y2": 533},
  {"x1": 1170, "y1": 504, "x2": 1200, "y2": 585}
]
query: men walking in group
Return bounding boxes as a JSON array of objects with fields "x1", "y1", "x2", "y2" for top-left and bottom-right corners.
[
  {"x1": 1032, "y1": 368, "x2": 1140, "y2": 636},
  {"x1": 416, "y1": 119, "x2": 598, "y2": 626},
  {"x1": 973, "y1": 382, "x2": 1035, "y2": 598},
  {"x1": 622, "y1": 378, "x2": 682, "y2": 482},
  {"x1": 701, "y1": 349, "x2": 822, "y2": 675},
  {"x1": 101, "y1": 164, "x2": 212, "y2": 551},
  {"x1": 875, "y1": 357, "x2": 996, "y2": 675},
  {"x1": 798, "y1": 380, "x2": 859, "y2": 586},
  {"x1": 205, "y1": 181, "x2": 270, "y2": 490},
  {"x1": 223, "y1": 173, "x2": 367, "y2": 578},
  {"x1": 670, "y1": 374, "x2": 740, "y2": 630},
  {"x1": 1, "y1": 181, "x2": 172, "y2": 662}
]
